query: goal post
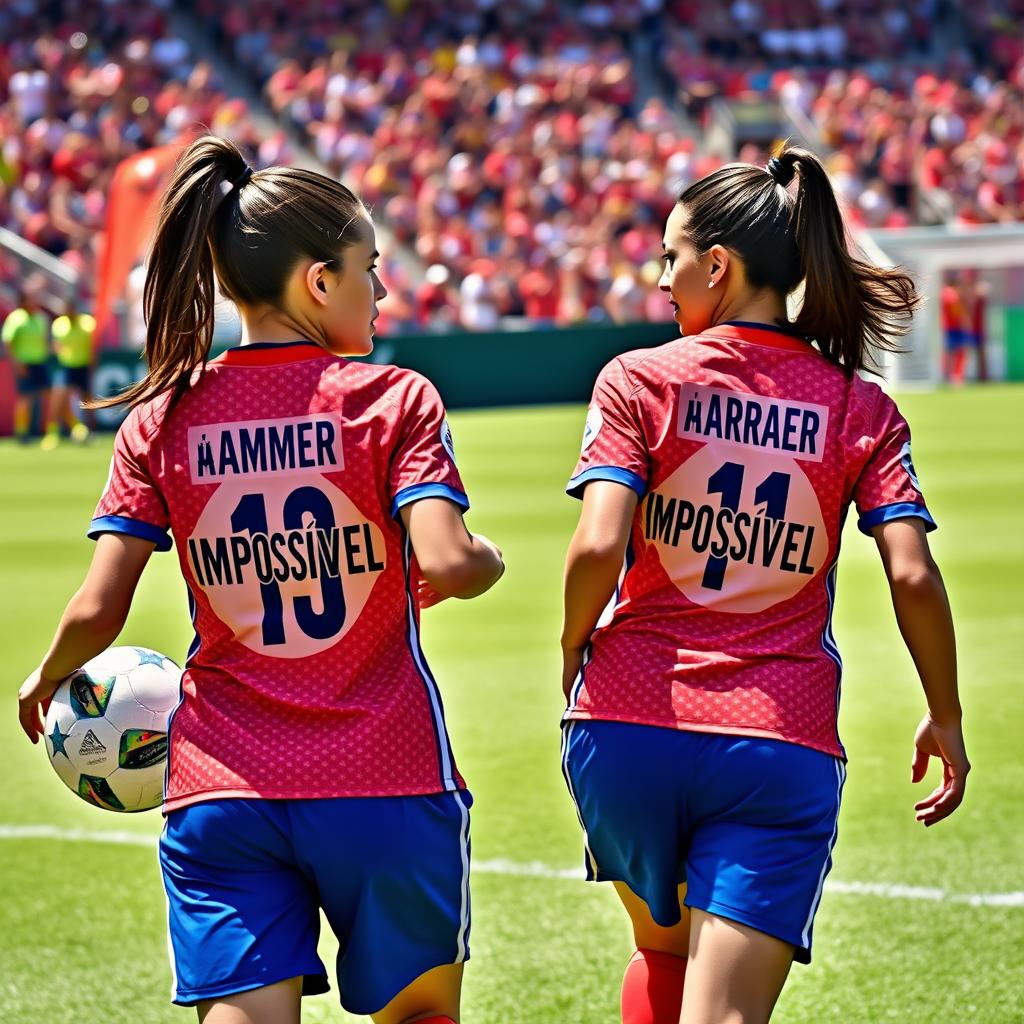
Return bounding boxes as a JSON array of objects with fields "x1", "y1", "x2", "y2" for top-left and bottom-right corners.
[{"x1": 859, "y1": 224, "x2": 1024, "y2": 390}]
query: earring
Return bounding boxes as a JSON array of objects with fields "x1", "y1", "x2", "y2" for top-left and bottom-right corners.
[{"x1": 707, "y1": 280, "x2": 715, "y2": 289}]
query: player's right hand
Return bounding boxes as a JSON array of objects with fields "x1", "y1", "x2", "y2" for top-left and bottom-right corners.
[
  {"x1": 17, "y1": 667, "x2": 61, "y2": 744},
  {"x1": 911, "y1": 714, "x2": 970, "y2": 827}
]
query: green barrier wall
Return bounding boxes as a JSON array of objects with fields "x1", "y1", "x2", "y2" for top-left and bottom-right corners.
[
  {"x1": 89, "y1": 323, "x2": 679, "y2": 430},
  {"x1": 1006, "y1": 307, "x2": 1024, "y2": 381}
]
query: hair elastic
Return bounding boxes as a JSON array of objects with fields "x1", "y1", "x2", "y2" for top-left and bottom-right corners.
[
  {"x1": 230, "y1": 165, "x2": 253, "y2": 190},
  {"x1": 216, "y1": 165, "x2": 254, "y2": 207},
  {"x1": 766, "y1": 157, "x2": 794, "y2": 186}
]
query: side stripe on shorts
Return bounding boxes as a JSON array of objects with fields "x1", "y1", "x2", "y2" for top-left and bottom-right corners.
[
  {"x1": 801, "y1": 757, "x2": 847, "y2": 946},
  {"x1": 158, "y1": 822, "x2": 180, "y2": 1003},
  {"x1": 560, "y1": 720, "x2": 599, "y2": 878},
  {"x1": 401, "y1": 533, "x2": 458, "y2": 790},
  {"x1": 454, "y1": 789, "x2": 472, "y2": 963}
]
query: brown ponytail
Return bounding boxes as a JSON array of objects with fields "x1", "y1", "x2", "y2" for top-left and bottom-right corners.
[
  {"x1": 96, "y1": 135, "x2": 367, "y2": 410},
  {"x1": 678, "y1": 143, "x2": 920, "y2": 376}
]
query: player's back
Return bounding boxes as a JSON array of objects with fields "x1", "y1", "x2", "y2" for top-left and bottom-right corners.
[
  {"x1": 92, "y1": 340, "x2": 469, "y2": 811},
  {"x1": 567, "y1": 322, "x2": 935, "y2": 757}
]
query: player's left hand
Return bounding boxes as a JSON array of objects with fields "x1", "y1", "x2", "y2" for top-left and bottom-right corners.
[
  {"x1": 911, "y1": 713, "x2": 970, "y2": 827},
  {"x1": 17, "y1": 667, "x2": 61, "y2": 744},
  {"x1": 562, "y1": 645, "x2": 586, "y2": 700}
]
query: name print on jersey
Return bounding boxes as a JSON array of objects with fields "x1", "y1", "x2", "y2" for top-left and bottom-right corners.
[
  {"x1": 188, "y1": 413, "x2": 344, "y2": 483},
  {"x1": 644, "y1": 385, "x2": 830, "y2": 614},
  {"x1": 677, "y1": 385, "x2": 829, "y2": 461},
  {"x1": 186, "y1": 414, "x2": 385, "y2": 658}
]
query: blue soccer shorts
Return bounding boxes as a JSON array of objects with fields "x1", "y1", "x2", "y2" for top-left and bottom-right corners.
[
  {"x1": 53, "y1": 364, "x2": 91, "y2": 390},
  {"x1": 562, "y1": 719, "x2": 845, "y2": 963},
  {"x1": 15, "y1": 362, "x2": 51, "y2": 394},
  {"x1": 158, "y1": 791, "x2": 472, "y2": 1014}
]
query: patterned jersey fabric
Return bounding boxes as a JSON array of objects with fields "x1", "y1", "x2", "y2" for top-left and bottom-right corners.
[
  {"x1": 92, "y1": 341, "x2": 469, "y2": 811},
  {"x1": 566, "y1": 322, "x2": 935, "y2": 758}
]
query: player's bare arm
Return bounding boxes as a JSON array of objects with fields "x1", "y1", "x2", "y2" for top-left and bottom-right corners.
[
  {"x1": 873, "y1": 517, "x2": 970, "y2": 825},
  {"x1": 18, "y1": 533, "x2": 154, "y2": 742},
  {"x1": 402, "y1": 497, "x2": 503, "y2": 600},
  {"x1": 561, "y1": 480, "x2": 637, "y2": 696}
]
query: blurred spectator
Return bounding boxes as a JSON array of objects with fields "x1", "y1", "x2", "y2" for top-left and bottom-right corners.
[
  {"x1": 1, "y1": 278, "x2": 53, "y2": 444},
  {"x1": 51, "y1": 293, "x2": 96, "y2": 441},
  {"x1": 417, "y1": 264, "x2": 459, "y2": 332}
]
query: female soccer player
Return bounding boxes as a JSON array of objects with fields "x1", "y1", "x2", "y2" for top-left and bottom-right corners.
[
  {"x1": 561, "y1": 144, "x2": 969, "y2": 1024},
  {"x1": 18, "y1": 136, "x2": 503, "y2": 1024}
]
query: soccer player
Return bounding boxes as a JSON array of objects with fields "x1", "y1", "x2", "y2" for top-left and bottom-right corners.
[
  {"x1": 1, "y1": 281, "x2": 54, "y2": 445},
  {"x1": 18, "y1": 136, "x2": 503, "y2": 1024},
  {"x1": 940, "y1": 271, "x2": 971, "y2": 386},
  {"x1": 561, "y1": 145, "x2": 969, "y2": 1024},
  {"x1": 50, "y1": 294, "x2": 96, "y2": 443}
]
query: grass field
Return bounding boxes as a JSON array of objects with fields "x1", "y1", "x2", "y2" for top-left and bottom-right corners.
[{"x1": 2, "y1": 386, "x2": 1022, "y2": 1023}]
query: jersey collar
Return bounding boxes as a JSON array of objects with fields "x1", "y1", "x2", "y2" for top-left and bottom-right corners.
[
  {"x1": 211, "y1": 340, "x2": 333, "y2": 367},
  {"x1": 697, "y1": 321, "x2": 812, "y2": 353}
]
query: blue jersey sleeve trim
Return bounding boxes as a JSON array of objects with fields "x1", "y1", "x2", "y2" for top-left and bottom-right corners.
[
  {"x1": 88, "y1": 515, "x2": 173, "y2": 551},
  {"x1": 566, "y1": 466, "x2": 647, "y2": 500},
  {"x1": 857, "y1": 502, "x2": 937, "y2": 535},
  {"x1": 391, "y1": 482, "x2": 470, "y2": 518}
]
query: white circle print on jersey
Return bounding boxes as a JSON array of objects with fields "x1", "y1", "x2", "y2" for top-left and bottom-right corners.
[
  {"x1": 644, "y1": 442, "x2": 829, "y2": 615},
  {"x1": 185, "y1": 415, "x2": 387, "y2": 658},
  {"x1": 641, "y1": 382, "x2": 833, "y2": 614}
]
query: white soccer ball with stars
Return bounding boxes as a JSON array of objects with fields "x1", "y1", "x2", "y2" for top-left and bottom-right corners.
[{"x1": 43, "y1": 646, "x2": 181, "y2": 813}]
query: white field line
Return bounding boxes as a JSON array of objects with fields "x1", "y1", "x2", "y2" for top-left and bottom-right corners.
[{"x1": 1, "y1": 824, "x2": 1020, "y2": 909}]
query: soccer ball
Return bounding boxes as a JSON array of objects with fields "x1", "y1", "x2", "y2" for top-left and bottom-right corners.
[{"x1": 43, "y1": 646, "x2": 181, "y2": 813}]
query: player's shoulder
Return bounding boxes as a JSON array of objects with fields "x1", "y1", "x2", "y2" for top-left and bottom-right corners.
[
  {"x1": 361, "y1": 360, "x2": 431, "y2": 386},
  {"x1": 120, "y1": 391, "x2": 175, "y2": 447},
  {"x1": 598, "y1": 343, "x2": 671, "y2": 390},
  {"x1": 848, "y1": 373, "x2": 898, "y2": 421},
  {"x1": 356, "y1": 361, "x2": 439, "y2": 402}
]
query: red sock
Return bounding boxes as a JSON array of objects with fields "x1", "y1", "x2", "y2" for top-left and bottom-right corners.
[
  {"x1": 952, "y1": 348, "x2": 968, "y2": 384},
  {"x1": 621, "y1": 947, "x2": 687, "y2": 1024}
]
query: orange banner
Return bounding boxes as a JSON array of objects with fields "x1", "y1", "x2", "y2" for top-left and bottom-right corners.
[{"x1": 93, "y1": 144, "x2": 184, "y2": 346}]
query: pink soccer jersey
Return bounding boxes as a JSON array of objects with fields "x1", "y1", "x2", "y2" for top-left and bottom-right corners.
[
  {"x1": 566, "y1": 322, "x2": 936, "y2": 758},
  {"x1": 91, "y1": 341, "x2": 469, "y2": 812}
]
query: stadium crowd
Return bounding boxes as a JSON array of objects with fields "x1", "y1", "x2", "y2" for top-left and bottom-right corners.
[
  {"x1": 0, "y1": 0, "x2": 1021, "y2": 336},
  {"x1": 191, "y1": 0, "x2": 1024, "y2": 329},
  {"x1": 658, "y1": 1, "x2": 1024, "y2": 228},
  {"x1": 0, "y1": 0, "x2": 292, "y2": 324},
  {"x1": 192, "y1": 0, "x2": 690, "y2": 331}
]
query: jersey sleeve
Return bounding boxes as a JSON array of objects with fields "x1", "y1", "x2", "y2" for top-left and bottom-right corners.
[
  {"x1": 567, "y1": 356, "x2": 647, "y2": 499},
  {"x1": 2, "y1": 309, "x2": 24, "y2": 347},
  {"x1": 89, "y1": 407, "x2": 173, "y2": 551},
  {"x1": 853, "y1": 391, "x2": 936, "y2": 535},
  {"x1": 388, "y1": 373, "x2": 469, "y2": 517}
]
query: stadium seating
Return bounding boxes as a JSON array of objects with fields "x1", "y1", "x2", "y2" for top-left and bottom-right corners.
[
  {"x1": 0, "y1": 0, "x2": 291, "y2": 322},
  {"x1": 657, "y1": 2, "x2": 1024, "y2": 228},
  {"x1": 190, "y1": 0, "x2": 690, "y2": 328},
  {"x1": 2, "y1": 0, "x2": 1020, "y2": 330}
]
